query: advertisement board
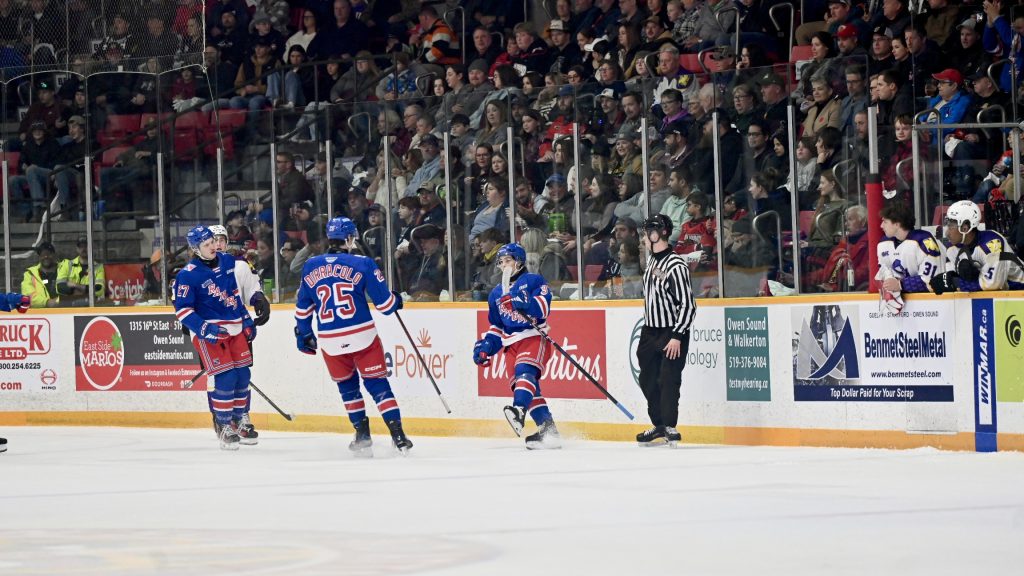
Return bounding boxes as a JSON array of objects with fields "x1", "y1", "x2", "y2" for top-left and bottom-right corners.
[
  {"x1": 104, "y1": 263, "x2": 149, "y2": 305},
  {"x1": 477, "y1": 309, "x2": 607, "y2": 399},
  {"x1": 74, "y1": 314, "x2": 205, "y2": 391},
  {"x1": 0, "y1": 316, "x2": 61, "y2": 392},
  {"x1": 791, "y1": 301, "x2": 954, "y2": 402},
  {"x1": 725, "y1": 307, "x2": 771, "y2": 401}
]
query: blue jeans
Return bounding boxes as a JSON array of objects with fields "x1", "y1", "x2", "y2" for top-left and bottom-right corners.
[
  {"x1": 266, "y1": 71, "x2": 306, "y2": 107},
  {"x1": 229, "y1": 94, "x2": 270, "y2": 137}
]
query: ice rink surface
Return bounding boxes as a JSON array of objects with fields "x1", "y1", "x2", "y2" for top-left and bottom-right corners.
[{"x1": 1, "y1": 426, "x2": 1023, "y2": 576}]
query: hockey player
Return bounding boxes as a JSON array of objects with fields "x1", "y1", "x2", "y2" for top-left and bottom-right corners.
[
  {"x1": 293, "y1": 216, "x2": 413, "y2": 456},
  {"x1": 931, "y1": 200, "x2": 1024, "y2": 294},
  {"x1": 473, "y1": 243, "x2": 561, "y2": 450},
  {"x1": 0, "y1": 292, "x2": 30, "y2": 453},
  {"x1": 174, "y1": 225, "x2": 262, "y2": 450},
  {"x1": 210, "y1": 224, "x2": 230, "y2": 254},
  {"x1": 876, "y1": 202, "x2": 944, "y2": 313}
]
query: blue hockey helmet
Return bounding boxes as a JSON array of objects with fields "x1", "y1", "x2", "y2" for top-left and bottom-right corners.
[
  {"x1": 326, "y1": 216, "x2": 358, "y2": 241},
  {"x1": 497, "y1": 243, "x2": 526, "y2": 264},
  {"x1": 186, "y1": 225, "x2": 213, "y2": 250}
]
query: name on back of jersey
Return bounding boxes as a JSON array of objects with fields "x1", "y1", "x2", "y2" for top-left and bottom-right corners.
[{"x1": 303, "y1": 261, "x2": 363, "y2": 288}]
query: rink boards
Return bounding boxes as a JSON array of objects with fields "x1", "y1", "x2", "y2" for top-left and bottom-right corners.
[{"x1": 2, "y1": 292, "x2": 1023, "y2": 452}]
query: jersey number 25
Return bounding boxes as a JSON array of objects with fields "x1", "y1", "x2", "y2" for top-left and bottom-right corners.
[{"x1": 316, "y1": 282, "x2": 356, "y2": 322}]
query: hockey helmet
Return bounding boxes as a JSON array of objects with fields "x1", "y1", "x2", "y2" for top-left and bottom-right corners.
[
  {"x1": 642, "y1": 214, "x2": 673, "y2": 238},
  {"x1": 208, "y1": 224, "x2": 228, "y2": 238},
  {"x1": 186, "y1": 225, "x2": 213, "y2": 250},
  {"x1": 497, "y1": 242, "x2": 527, "y2": 264},
  {"x1": 326, "y1": 216, "x2": 358, "y2": 241},
  {"x1": 945, "y1": 200, "x2": 981, "y2": 234}
]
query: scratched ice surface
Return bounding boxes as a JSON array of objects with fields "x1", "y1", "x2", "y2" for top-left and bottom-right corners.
[{"x1": 1, "y1": 427, "x2": 1022, "y2": 575}]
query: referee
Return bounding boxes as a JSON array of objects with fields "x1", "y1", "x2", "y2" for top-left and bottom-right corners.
[{"x1": 636, "y1": 214, "x2": 696, "y2": 447}]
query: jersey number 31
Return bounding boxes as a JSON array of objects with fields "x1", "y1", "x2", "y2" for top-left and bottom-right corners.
[{"x1": 316, "y1": 282, "x2": 356, "y2": 322}]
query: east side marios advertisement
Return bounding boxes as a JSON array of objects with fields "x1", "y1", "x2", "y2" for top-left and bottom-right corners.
[
  {"x1": 0, "y1": 316, "x2": 61, "y2": 392},
  {"x1": 75, "y1": 314, "x2": 205, "y2": 391},
  {"x1": 791, "y1": 300, "x2": 954, "y2": 402}
]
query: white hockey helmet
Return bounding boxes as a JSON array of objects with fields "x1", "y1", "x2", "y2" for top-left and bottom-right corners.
[
  {"x1": 945, "y1": 200, "x2": 981, "y2": 234},
  {"x1": 208, "y1": 224, "x2": 228, "y2": 238}
]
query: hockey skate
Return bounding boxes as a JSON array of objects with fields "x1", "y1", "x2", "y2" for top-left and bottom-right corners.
[
  {"x1": 503, "y1": 405, "x2": 526, "y2": 437},
  {"x1": 525, "y1": 420, "x2": 561, "y2": 450},
  {"x1": 386, "y1": 419, "x2": 414, "y2": 455},
  {"x1": 218, "y1": 422, "x2": 240, "y2": 451},
  {"x1": 664, "y1": 426, "x2": 682, "y2": 448},
  {"x1": 637, "y1": 426, "x2": 667, "y2": 447},
  {"x1": 349, "y1": 417, "x2": 373, "y2": 458},
  {"x1": 237, "y1": 413, "x2": 259, "y2": 445},
  {"x1": 0, "y1": 437, "x2": 7, "y2": 453}
]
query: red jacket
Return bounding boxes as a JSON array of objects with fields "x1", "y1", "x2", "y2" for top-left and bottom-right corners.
[{"x1": 804, "y1": 229, "x2": 869, "y2": 291}]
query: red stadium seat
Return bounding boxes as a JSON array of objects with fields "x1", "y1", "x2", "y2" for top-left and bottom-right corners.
[
  {"x1": 679, "y1": 53, "x2": 701, "y2": 74},
  {"x1": 97, "y1": 114, "x2": 141, "y2": 147},
  {"x1": 4, "y1": 151, "x2": 20, "y2": 176},
  {"x1": 799, "y1": 210, "x2": 816, "y2": 238},
  {"x1": 790, "y1": 45, "x2": 813, "y2": 62}
]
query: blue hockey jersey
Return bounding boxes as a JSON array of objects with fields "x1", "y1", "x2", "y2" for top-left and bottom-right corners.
[
  {"x1": 294, "y1": 251, "x2": 399, "y2": 355},
  {"x1": 174, "y1": 253, "x2": 252, "y2": 336},
  {"x1": 483, "y1": 272, "x2": 552, "y2": 349}
]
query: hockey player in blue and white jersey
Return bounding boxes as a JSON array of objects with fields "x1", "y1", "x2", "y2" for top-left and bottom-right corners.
[
  {"x1": 293, "y1": 216, "x2": 412, "y2": 456},
  {"x1": 203, "y1": 223, "x2": 270, "y2": 441},
  {"x1": 173, "y1": 226, "x2": 264, "y2": 450},
  {"x1": 473, "y1": 243, "x2": 561, "y2": 449},
  {"x1": 876, "y1": 202, "x2": 944, "y2": 313},
  {"x1": 930, "y1": 200, "x2": 1024, "y2": 294},
  {"x1": 0, "y1": 292, "x2": 29, "y2": 452}
]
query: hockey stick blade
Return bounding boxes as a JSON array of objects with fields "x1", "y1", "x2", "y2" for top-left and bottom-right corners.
[
  {"x1": 250, "y1": 382, "x2": 294, "y2": 421},
  {"x1": 525, "y1": 315, "x2": 635, "y2": 421}
]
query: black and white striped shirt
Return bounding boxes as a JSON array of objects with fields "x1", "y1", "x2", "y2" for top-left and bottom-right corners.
[{"x1": 642, "y1": 248, "x2": 696, "y2": 337}]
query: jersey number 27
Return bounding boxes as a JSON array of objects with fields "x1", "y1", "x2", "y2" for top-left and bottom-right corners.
[{"x1": 316, "y1": 282, "x2": 356, "y2": 322}]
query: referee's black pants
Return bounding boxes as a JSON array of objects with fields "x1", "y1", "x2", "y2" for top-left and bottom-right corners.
[{"x1": 636, "y1": 326, "x2": 689, "y2": 428}]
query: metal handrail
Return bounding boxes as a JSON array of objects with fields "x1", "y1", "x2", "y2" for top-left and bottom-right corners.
[
  {"x1": 416, "y1": 72, "x2": 437, "y2": 98},
  {"x1": 769, "y1": 3, "x2": 795, "y2": 59},
  {"x1": 696, "y1": 47, "x2": 714, "y2": 75},
  {"x1": 347, "y1": 112, "x2": 372, "y2": 146},
  {"x1": 752, "y1": 210, "x2": 784, "y2": 277},
  {"x1": 978, "y1": 105, "x2": 1008, "y2": 151},
  {"x1": 443, "y1": 7, "x2": 466, "y2": 63},
  {"x1": 896, "y1": 157, "x2": 913, "y2": 190},
  {"x1": 715, "y1": 6, "x2": 741, "y2": 58},
  {"x1": 987, "y1": 58, "x2": 1008, "y2": 90}
]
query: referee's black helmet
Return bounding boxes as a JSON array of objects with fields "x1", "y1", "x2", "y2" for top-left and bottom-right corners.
[{"x1": 642, "y1": 214, "x2": 672, "y2": 238}]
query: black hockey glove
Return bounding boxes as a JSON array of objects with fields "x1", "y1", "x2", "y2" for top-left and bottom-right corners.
[
  {"x1": 251, "y1": 292, "x2": 271, "y2": 326},
  {"x1": 955, "y1": 258, "x2": 980, "y2": 282},
  {"x1": 929, "y1": 272, "x2": 959, "y2": 295},
  {"x1": 392, "y1": 290, "x2": 403, "y2": 311}
]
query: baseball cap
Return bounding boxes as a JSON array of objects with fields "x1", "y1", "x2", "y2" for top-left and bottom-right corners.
[
  {"x1": 967, "y1": 67, "x2": 990, "y2": 82},
  {"x1": 36, "y1": 80, "x2": 52, "y2": 91},
  {"x1": 468, "y1": 58, "x2": 489, "y2": 73},
  {"x1": 598, "y1": 88, "x2": 617, "y2": 99},
  {"x1": 713, "y1": 45, "x2": 736, "y2": 60},
  {"x1": 558, "y1": 84, "x2": 574, "y2": 97},
  {"x1": 254, "y1": 35, "x2": 274, "y2": 47},
  {"x1": 549, "y1": 19, "x2": 568, "y2": 32},
  {"x1": 958, "y1": 16, "x2": 981, "y2": 31},
  {"x1": 545, "y1": 173, "x2": 567, "y2": 187},
  {"x1": 826, "y1": 0, "x2": 850, "y2": 5},
  {"x1": 757, "y1": 72, "x2": 785, "y2": 87},
  {"x1": 872, "y1": 26, "x2": 893, "y2": 39},
  {"x1": 419, "y1": 133, "x2": 440, "y2": 147},
  {"x1": 29, "y1": 121, "x2": 46, "y2": 131},
  {"x1": 35, "y1": 241, "x2": 56, "y2": 254},
  {"x1": 643, "y1": 15, "x2": 665, "y2": 28},
  {"x1": 662, "y1": 120, "x2": 689, "y2": 137},
  {"x1": 932, "y1": 68, "x2": 963, "y2": 85},
  {"x1": 68, "y1": 115, "x2": 86, "y2": 127},
  {"x1": 76, "y1": 236, "x2": 89, "y2": 247},
  {"x1": 836, "y1": 24, "x2": 858, "y2": 40},
  {"x1": 367, "y1": 203, "x2": 384, "y2": 213},
  {"x1": 294, "y1": 200, "x2": 314, "y2": 211}
]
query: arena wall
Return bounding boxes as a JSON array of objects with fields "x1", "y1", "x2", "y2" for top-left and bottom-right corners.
[{"x1": 2, "y1": 293, "x2": 1023, "y2": 452}]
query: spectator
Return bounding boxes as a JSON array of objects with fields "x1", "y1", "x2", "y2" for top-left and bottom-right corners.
[
  {"x1": 200, "y1": 45, "x2": 238, "y2": 112},
  {"x1": 470, "y1": 227, "x2": 508, "y2": 298},
  {"x1": 802, "y1": 77, "x2": 843, "y2": 138},
  {"x1": 904, "y1": 25, "x2": 941, "y2": 96},
  {"x1": 839, "y1": 66, "x2": 869, "y2": 130},
  {"x1": 285, "y1": 9, "x2": 319, "y2": 53},
  {"x1": 405, "y1": 224, "x2": 448, "y2": 299},
  {"x1": 949, "y1": 17, "x2": 988, "y2": 78},
  {"x1": 794, "y1": 137, "x2": 819, "y2": 208},
  {"x1": 132, "y1": 13, "x2": 182, "y2": 68},
  {"x1": 580, "y1": 174, "x2": 620, "y2": 238},
  {"x1": 882, "y1": 114, "x2": 917, "y2": 197},
  {"x1": 669, "y1": 0, "x2": 702, "y2": 47},
  {"x1": 229, "y1": 35, "x2": 276, "y2": 140},
  {"x1": 18, "y1": 79, "x2": 63, "y2": 145},
  {"x1": 919, "y1": 0, "x2": 960, "y2": 48},
  {"x1": 267, "y1": 45, "x2": 315, "y2": 109},
  {"x1": 10, "y1": 121, "x2": 61, "y2": 222},
  {"x1": 403, "y1": 134, "x2": 442, "y2": 197},
  {"x1": 375, "y1": 52, "x2": 418, "y2": 101},
  {"x1": 796, "y1": 31, "x2": 839, "y2": 108},
  {"x1": 512, "y1": 22, "x2": 551, "y2": 73},
  {"x1": 724, "y1": 216, "x2": 775, "y2": 271},
  {"x1": 410, "y1": 5, "x2": 460, "y2": 75},
  {"x1": 923, "y1": 68, "x2": 971, "y2": 138},
  {"x1": 871, "y1": 0, "x2": 911, "y2": 39},
  {"x1": 469, "y1": 26, "x2": 501, "y2": 64},
  {"x1": 469, "y1": 179, "x2": 510, "y2": 242},
  {"x1": 869, "y1": 26, "x2": 895, "y2": 75},
  {"x1": 56, "y1": 236, "x2": 105, "y2": 306},
  {"x1": 797, "y1": 0, "x2": 864, "y2": 46},
  {"x1": 307, "y1": 0, "x2": 369, "y2": 62},
  {"x1": 661, "y1": 165, "x2": 696, "y2": 243},
  {"x1": 550, "y1": 19, "x2": 585, "y2": 73},
  {"x1": 663, "y1": 120, "x2": 695, "y2": 169},
  {"x1": 731, "y1": 83, "x2": 763, "y2": 136},
  {"x1": 248, "y1": 11, "x2": 286, "y2": 62},
  {"x1": 982, "y1": 1, "x2": 1024, "y2": 96},
  {"x1": 802, "y1": 169, "x2": 849, "y2": 272},
  {"x1": 615, "y1": 162, "x2": 671, "y2": 223},
  {"x1": 673, "y1": 191, "x2": 717, "y2": 272},
  {"x1": 744, "y1": 119, "x2": 783, "y2": 181},
  {"x1": 803, "y1": 205, "x2": 869, "y2": 292},
  {"x1": 609, "y1": 127, "x2": 643, "y2": 178},
  {"x1": 47, "y1": 115, "x2": 88, "y2": 220},
  {"x1": 211, "y1": 7, "x2": 249, "y2": 65},
  {"x1": 272, "y1": 151, "x2": 315, "y2": 215},
  {"x1": 748, "y1": 167, "x2": 792, "y2": 233},
  {"x1": 415, "y1": 184, "x2": 447, "y2": 228},
  {"x1": 22, "y1": 241, "x2": 59, "y2": 308},
  {"x1": 757, "y1": 72, "x2": 789, "y2": 132}
]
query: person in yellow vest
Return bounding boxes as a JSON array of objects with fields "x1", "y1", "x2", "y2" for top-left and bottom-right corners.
[
  {"x1": 21, "y1": 241, "x2": 60, "y2": 308},
  {"x1": 57, "y1": 236, "x2": 105, "y2": 306}
]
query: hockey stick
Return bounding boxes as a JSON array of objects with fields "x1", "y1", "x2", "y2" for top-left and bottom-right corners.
[
  {"x1": 394, "y1": 311, "x2": 452, "y2": 414},
  {"x1": 523, "y1": 314, "x2": 635, "y2": 421},
  {"x1": 187, "y1": 369, "x2": 294, "y2": 421}
]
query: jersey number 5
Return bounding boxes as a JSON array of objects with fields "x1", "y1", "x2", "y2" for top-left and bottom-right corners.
[{"x1": 316, "y1": 283, "x2": 356, "y2": 322}]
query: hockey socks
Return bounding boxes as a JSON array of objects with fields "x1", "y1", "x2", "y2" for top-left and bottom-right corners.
[
  {"x1": 337, "y1": 375, "x2": 367, "y2": 425},
  {"x1": 365, "y1": 377, "x2": 401, "y2": 422},
  {"x1": 512, "y1": 371, "x2": 552, "y2": 426}
]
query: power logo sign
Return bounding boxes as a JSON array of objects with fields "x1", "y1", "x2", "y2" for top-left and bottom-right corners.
[
  {"x1": 385, "y1": 328, "x2": 453, "y2": 381},
  {"x1": 0, "y1": 317, "x2": 59, "y2": 392},
  {"x1": 477, "y1": 310, "x2": 607, "y2": 399}
]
